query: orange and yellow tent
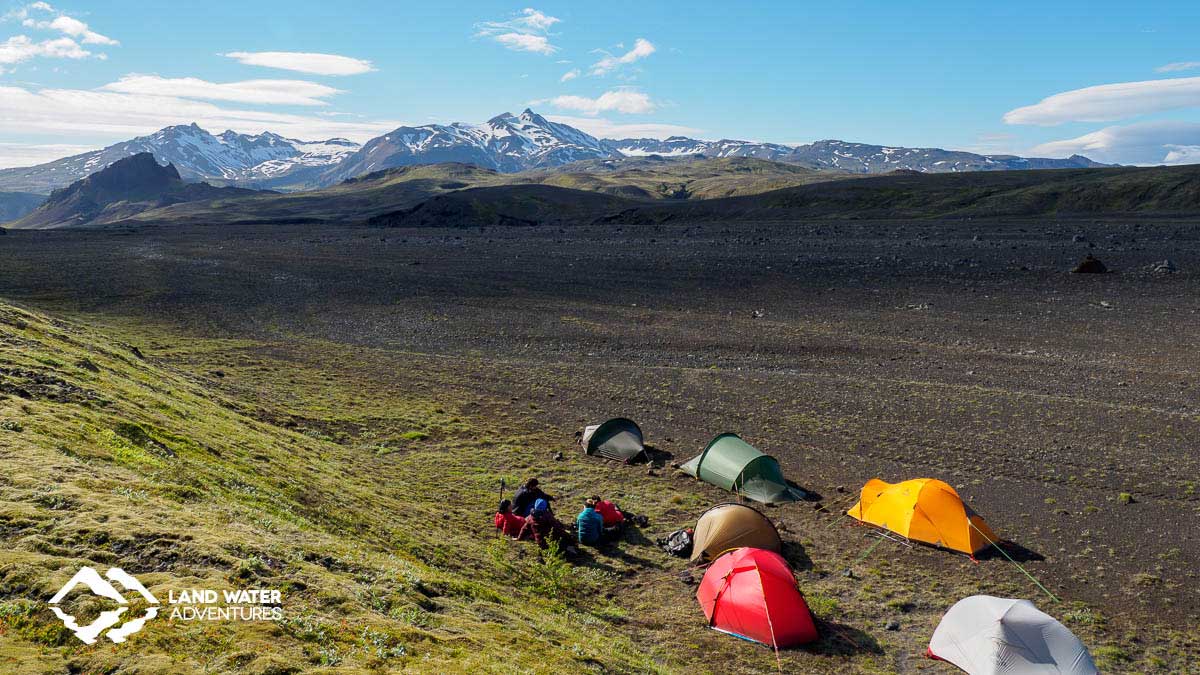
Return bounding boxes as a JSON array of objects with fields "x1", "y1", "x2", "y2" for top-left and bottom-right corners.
[{"x1": 847, "y1": 478, "x2": 998, "y2": 555}]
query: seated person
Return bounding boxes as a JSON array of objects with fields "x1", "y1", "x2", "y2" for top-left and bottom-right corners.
[
  {"x1": 591, "y1": 495, "x2": 626, "y2": 529},
  {"x1": 512, "y1": 478, "x2": 555, "y2": 517},
  {"x1": 576, "y1": 499, "x2": 604, "y2": 546},
  {"x1": 516, "y1": 499, "x2": 574, "y2": 552},
  {"x1": 494, "y1": 499, "x2": 526, "y2": 538}
]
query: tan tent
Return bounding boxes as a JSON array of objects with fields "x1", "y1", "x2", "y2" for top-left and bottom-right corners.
[{"x1": 691, "y1": 503, "x2": 782, "y2": 564}]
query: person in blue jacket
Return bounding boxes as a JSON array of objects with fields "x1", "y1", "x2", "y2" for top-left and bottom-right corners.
[{"x1": 576, "y1": 499, "x2": 604, "y2": 546}]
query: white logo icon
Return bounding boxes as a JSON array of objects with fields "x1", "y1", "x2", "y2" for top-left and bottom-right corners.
[{"x1": 49, "y1": 567, "x2": 159, "y2": 644}]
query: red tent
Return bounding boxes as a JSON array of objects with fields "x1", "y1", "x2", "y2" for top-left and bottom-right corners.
[{"x1": 696, "y1": 547, "x2": 818, "y2": 649}]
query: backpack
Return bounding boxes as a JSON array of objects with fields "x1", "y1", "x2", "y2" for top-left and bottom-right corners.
[{"x1": 658, "y1": 528, "x2": 694, "y2": 557}]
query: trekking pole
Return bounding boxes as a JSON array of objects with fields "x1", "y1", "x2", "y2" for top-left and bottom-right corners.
[{"x1": 495, "y1": 479, "x2": 506, "y2": 539}]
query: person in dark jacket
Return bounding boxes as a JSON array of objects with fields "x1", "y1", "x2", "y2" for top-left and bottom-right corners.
[
  {"x1": 576, "y1": 499, "x2": 604, "y2": 546},
  {"x1": 512, "y1": 478, "x2": 554, "y2": 517},
  {"x1": 516, "y1": 499, "x2": 573, "y2": 552}
]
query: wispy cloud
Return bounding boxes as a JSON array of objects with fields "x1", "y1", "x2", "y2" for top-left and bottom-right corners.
[
  {"x1": 475, "y1": 8, "x2": 560, "y2": 55},
  {"x1": 223, "y1": 51, "x2": 375, "y2": 76},
  {"x1": 535, "y1": 88, "x2": 657, "y2": 115},
  {"x1": 545, "y1": 114, "x2": 700, "y2": 140},
  {"x1": 1003, "y1": 76, "x2": 1200, "y2": 125},
  {"x1": 590, "y1": 38, "x2": 655, "y2": 76},
  {"x1": 560, "y1": 68, "x2": 579, "y2": 82},
  {"x1": 1031, "y1": 120, "x2": 1200, "y2": 165},
  {"x1": 1155, "y1": 61, "x2": 1200, "y2": 73},
  {"x1": 0, "y1": 84, "x2": 399, "y2": 148},
  {"x1": 101, "y1": 75, "x2": 342, "y2": 106}
]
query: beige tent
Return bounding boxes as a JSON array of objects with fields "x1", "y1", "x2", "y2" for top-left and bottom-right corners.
[{"x1": 691, "y1": 503, "x2": 782, "y2": 564}]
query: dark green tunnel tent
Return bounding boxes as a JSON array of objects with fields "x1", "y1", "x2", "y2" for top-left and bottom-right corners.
[
  {"x1": 581, "y1": 418, "x2": 645, "y2": 462},
  {"x1": 678, "y1": 433, "x2": 804, "y2": 504}
]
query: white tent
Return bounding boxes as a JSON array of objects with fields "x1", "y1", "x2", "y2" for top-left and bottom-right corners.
[{"x1": 928, "y1": 596, "x2": 1097, "y2": 675}]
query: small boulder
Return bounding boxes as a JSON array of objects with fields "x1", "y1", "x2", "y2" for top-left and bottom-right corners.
[
  {"x1": 1071, "y1": 255, "x2": 1108, "y2": 274},
  {"x1": 1150, "y1": 260, "x2": 1178, "y2": 274}
]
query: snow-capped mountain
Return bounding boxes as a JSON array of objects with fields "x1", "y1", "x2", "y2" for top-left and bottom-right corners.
[
  {"x1": 323, "y1": 109, "x2": 616, "y2": 182},
  {"x1": 605, "y1": 137, "x2": 1106, "y2": 173},
  {"x1": 785, "y1": 140, "x2": 1105, "y2": 173},
  {"x1": 0, "y1": 124, "x2": 359, "y2": 193},
  {"x1": 606, "y1": 136, "x2": 796, "y2": 160},
  {"x1": 0, "y1": 110, "x2": 1109, "y2": 195}
]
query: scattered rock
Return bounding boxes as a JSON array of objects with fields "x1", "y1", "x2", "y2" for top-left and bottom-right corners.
[
  {"x1": 75, "y1": 358, "x2": 100, "y2": 373},
  {"x1": 884, "y1": 619, "x2": 901, "y2": 631},
  {"x1": 1071, "y1": 255, "x2": 1108, "y2": 274},
  {"x1": 646, "y1": 468, "x2": 659, "y2": 477},
  {"x1": 1149, "y1": 260, "x2": 1178, "y2": 274},
  {"x1": 552, "y1": 451, "x2": 564, "y2": 461},
  {"x1": 1072, "y1": 234, "x2": 1087, "y2": 243},
  {"x1": 751, "y1": 309, "x2": 765, "y2": 319},
  {"x1": 678, "y1": 571, "x2": 696, "y2": 585}
]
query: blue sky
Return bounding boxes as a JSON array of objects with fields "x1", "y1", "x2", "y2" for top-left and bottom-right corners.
[{"x1": 1, "y1": 0, "x2": 1199, "y2": 167}]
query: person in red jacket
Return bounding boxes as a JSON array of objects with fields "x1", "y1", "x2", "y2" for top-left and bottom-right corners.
[
  {"x1": 494, "y1": 499, "x2": 526, "y2": 538},
  {"x1": 591, "y1": 495, "x2": 625, "y2": 526}
]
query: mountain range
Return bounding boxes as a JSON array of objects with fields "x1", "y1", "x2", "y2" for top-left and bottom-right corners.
[{"x1": 0, "y1": 109, "x2": 1108, "y2": 196}]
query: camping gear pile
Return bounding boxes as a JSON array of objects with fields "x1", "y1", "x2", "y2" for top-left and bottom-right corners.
[{"x1": 566, "y1": 418, "x2": 1098, "y2": 670}]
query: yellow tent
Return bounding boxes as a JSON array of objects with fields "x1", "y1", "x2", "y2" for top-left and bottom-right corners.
[{"x1": 847, "y1": 478, "x2": 998, "y2": 555}]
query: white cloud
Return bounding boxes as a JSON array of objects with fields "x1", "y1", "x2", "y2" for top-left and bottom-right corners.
[
  {"x1": 23, "y1": 15, "x2": 118, "y2": 45},
  {"x1": 475, "y1": 8, "x2": 560, "y2": 55},
  {"x1": 545, "y1": 114, "x2": 701, "y2": 140},
  {"x1": 8, "y1": 2, "x2": 117, "y2": 45},
  {"x1": 1156, "y1": 62, "x2": 1200, "y2": 73},
  {"x1": 222, "y1": 51, "x2": 375, "y2": 76},
  {"x1": 1031, "y1": 120, "x2": 1200, "y2": 165},
  {"x1": 101, "y1": 75, "x2": 341, "y2": 106},
  {"x1": 1004, "y1": 76, "x2": 1200, "y2": 126},
  {"x1": 590, "y1": 38, "x2": 655, "y2": 76},
  {"x1": 560, "y1": 68, "x2": 579, "y2": 82},
  {"x1": 0, "y1": 141, "x2": 98, "y2": 169},
  {"x1": 0, "y1": 34, "x2": 90, "y2": 66},
  {"x1": 537, "y1": 89, "x2": 657, "y2": 115},
  {"x1": 493, "y1": 33, "x2": 554, "y2": 55},
  {"x1": 0, "y1": 84, "x2": 400, "y2": 148}
]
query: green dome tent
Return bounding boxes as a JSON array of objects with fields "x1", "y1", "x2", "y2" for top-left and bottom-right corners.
[
  {"x1": 581, "y1": 418, "x2": 645, "y2": 462},
  {"x1": 678, "y1": 433, "x2": 804, "y2": 504}
]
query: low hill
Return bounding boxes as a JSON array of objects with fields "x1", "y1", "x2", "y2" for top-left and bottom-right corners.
[
  {"x1": 117, "y1": 163, "x2": 508, "y2": 227},
  {"x1": 599, "y1": 164, "x2": 1200, "y2": 223},
  {"x1": 529, "y1": 156, "x2": 854, "y2": 199},
  {"x1": 0, "y1": 191, "x2": 45, "y2": 224},
  {"x1": 367, "y1": 184, "x2": 636, "y2": 227},
  {"x1": 9, "y1": 153, "x2": 263, "y2": 229}
]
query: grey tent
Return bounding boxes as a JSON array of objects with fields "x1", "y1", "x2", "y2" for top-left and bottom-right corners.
[
  {"x1": 679, "y1": 433, "x2": 804, "y2": 504},
  {"x1": 929, "y1": 596, "x2": 1098, "y2": 674},
  {"x1": 581, "y1": 418, "x2": 645, "y2": 462}
]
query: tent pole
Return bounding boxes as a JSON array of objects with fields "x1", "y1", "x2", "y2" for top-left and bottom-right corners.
[{"x1": 756, "y1": 560, "x2": 784, "y2": 674}]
